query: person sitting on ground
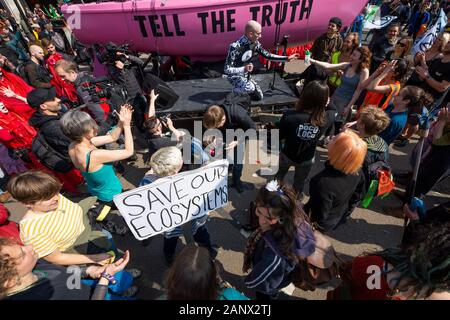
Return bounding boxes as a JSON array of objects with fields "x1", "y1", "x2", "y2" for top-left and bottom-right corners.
[
  {"x1": 378, "y1": 86, "x2": 432, "y2": 146},
  {"x1": 310, "y1": 17, "x2": 344, "y2": 63},
  {"x1": 27, "y1": 87, "x2": 84, "y2": 192},
  {"x1": 304, "y1": 131, "x2": 367, "y2": 232},
  {"x1": 164, "y1": 244, "x2": 249, "y2": 300},
  {"x1": 243, "y1": 180, "x2": 316, "y2": 300},
  {"x1": 0, "y1": 203, "x2": 21, "y2": 243},
  {"x1": 60, "y1": 106, "x2": 134, "y2": 208},
  {"x1": 0, "y1": 30, "x2": 28, "y2": 62},
  {"x1": 275, "y1": 80, "x2": 335, "y2": 198},
  {"x1": 7, "y1": 170, "x2": 114, "y2": 266},
  {"x1": 140, "y1": 147, "x2": 217, "y2": 265},
  {"x1": 327, "y1": 221, "x2": 450, "y2": 300},
  {"x1": 203, "y1": 96, "x2": 256, "y2": 193},
  {"x1": 0, "y1": 66, "x2": 35, "y2": 120},
  {"x1": 55, "y1": 59, "x2": 108, "y2": 125},
  {"x1": 0, "y1": 238, "x2": 134, "y2": 300},
  {"x1": 358, "y1": 59, "x2": 408, "y2": 112},
  {"x1": 40, "y1": 39, "x2": 77, "y2": 104},
  {"x1": 24, "y1": 45, "x2": 52, "y2": 89}
]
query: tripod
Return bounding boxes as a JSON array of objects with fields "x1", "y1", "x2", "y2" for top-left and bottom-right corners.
[{"x1": 263, "y1": 35, "x2": 291, "y2": 95}]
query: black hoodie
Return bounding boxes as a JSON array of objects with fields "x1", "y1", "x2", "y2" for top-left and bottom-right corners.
[{"x1": 28, "y1": 111, "x2": 72, "y2": 157}]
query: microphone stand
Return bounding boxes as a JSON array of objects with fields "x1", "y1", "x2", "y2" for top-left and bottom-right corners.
[{"x1": 264, "y1": 35, "x2": 291, "y2": 95}]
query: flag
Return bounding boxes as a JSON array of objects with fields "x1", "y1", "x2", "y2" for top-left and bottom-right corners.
[
  {"x1": 412, "y1": 9, "x2": 448, "y2": 55},
  {"x1": 364, "y1": 15, "x2": 397, "y2": 30}
]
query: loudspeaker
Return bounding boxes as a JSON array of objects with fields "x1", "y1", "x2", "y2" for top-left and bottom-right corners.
[{"x1": 143, "y1": 73, "x2": 179, "y2": 110}]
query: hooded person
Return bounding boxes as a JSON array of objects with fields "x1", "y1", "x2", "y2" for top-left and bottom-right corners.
[{"x1": 0, "y1": 67, "x2": 35, "y2": 120}]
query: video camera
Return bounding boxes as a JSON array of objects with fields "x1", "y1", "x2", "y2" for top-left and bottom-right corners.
[
  {"x1": 94, "y1": 42, "x2": 131, "y2": 65},
  {"x1": 81, "y1": 76, "x2": 127, "y2": 105}
]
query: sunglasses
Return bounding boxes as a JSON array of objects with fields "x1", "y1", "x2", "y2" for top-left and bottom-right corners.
[{"x1": 397, "y1": 42, "x2": 407, "y2": 48}]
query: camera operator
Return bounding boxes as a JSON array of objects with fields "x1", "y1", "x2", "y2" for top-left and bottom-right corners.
[
  {"x1": 54, "y1": 59, "x2": 107, "y2": 125},
  {"x1": 107, "y1": 50, "x2": 148, "y2": 131},
  {"x1": 143, "y1": 90, "x2": 184, "y2": 157}
]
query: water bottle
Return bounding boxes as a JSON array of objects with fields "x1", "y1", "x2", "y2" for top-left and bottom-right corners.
[{"x1": 304, "y1": 50, "x2": 311, "y2": 66}]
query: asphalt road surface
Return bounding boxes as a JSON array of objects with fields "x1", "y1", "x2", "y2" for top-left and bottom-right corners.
[{"x1": 4, "y1": 60, "x2": 449, "y2": 300}]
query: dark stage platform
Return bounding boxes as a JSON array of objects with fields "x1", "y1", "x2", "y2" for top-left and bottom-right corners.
[{"x1": 158, "y1": 73, "x2": 298, "y2": 116}]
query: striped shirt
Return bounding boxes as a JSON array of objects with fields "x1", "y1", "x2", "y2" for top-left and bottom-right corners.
[{"x1": 20, "y1": 194, "x2": 85, "y2": 258}]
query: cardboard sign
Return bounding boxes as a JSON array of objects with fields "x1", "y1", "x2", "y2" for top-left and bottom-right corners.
[{"x1": 113, "y1": 160, "x2": 229, "y2": 240}]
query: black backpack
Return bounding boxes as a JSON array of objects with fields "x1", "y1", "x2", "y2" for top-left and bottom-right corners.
[{"x1": 31, "y1": 133, "x2": 73, "y2": 173}]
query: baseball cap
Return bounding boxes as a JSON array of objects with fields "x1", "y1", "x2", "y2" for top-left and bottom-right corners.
[{"x1": 27, "y1": 87, "x2": 57, "y2": 109}]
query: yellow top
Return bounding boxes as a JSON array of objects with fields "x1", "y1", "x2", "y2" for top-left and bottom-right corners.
[{"x1": 20, "y1": 194, "x2": 85, "y2": 258}]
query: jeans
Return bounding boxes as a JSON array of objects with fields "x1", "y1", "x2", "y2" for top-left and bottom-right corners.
[{"x1": 275, "y1": 152, "x2": 314, "y2": 194}]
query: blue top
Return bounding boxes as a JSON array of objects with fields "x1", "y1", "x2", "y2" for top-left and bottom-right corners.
[
  {"x1": 379, "y1": 103, "x2": 408, "y2": 145},
  {"x1": 333, "y1": 67, "x2": 361, "y2": 102},
  {"x1": 81, "y1": 150, "x2": 122, "y2": 202}
]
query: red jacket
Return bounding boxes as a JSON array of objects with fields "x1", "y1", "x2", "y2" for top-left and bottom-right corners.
[
  {"x1": 0, "y1": 203, "x2": 21, "y2": 244},
  {"x1": 0, "y1": 110, "x2": 36, "y2": 149},
  {"x1": 46, "y1": 53, "x2": 78, "y2": 103},
  {"x1": 0, "y1": 68, "x2": 35, "y2": 120}
]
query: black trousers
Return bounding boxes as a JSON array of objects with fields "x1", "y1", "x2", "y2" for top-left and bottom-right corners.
[{"x1": 406, "y1": 145, "x2": 450, "y2": 198}]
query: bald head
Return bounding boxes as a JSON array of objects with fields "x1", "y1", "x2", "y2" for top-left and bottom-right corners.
[
  {"x1": 29, "y1": 45, "x2": 45, "y2": 61},
  {"x1": 245, "y1": 20, "x2": 262, "y2": 43},
  {"x1": 245, "y1": 20, "x2": 261, "y2": 33}
]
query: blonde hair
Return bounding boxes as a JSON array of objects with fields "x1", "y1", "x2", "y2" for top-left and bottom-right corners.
[
  {"x1": 150, "y1": 147, "x2": 183, "y2": 177},
  {"x1": 328, "y1": 131, "x2": 367, "y2": 174},
  {"x1": 358, "y1": 106, "x2": 391, "y2": 136}
]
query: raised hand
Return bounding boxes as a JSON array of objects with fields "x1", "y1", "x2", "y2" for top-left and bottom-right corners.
[
  {"x1": 150, "y1": 89, "x2": 159, "y2": 101},
  {"x1": 119, "y1": 104, "x2": 133, "y2": 127}
]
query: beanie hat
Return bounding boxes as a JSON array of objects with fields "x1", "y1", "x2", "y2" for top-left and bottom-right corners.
[{"x1": 329, "y1": 17, "x2": 342, "y2": 29}]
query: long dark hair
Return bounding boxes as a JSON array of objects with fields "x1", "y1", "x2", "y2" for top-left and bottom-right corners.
[
  {"x1": 165, "y1": 245, "x2": 219, "y2": 300},
  {"x1": 375, "y1": 222, "x2": 450, "y2": 299},
  {"x1": 295, "y1": 80, "x2": 329, "y2": 127},
  {"x1": 402, "y1": 86, "x2": 433, "y2": 109},
  {"x1": 255, "y1": 182, "x2": 309, "y2": 262}
]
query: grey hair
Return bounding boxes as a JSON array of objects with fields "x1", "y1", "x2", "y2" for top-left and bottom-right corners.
[
  {"x1": 60, "y1": 110, "x2": 98, "y2": 142},
  {"x1": 150, "y1": 147, "x2": 183, "y2": 177}
]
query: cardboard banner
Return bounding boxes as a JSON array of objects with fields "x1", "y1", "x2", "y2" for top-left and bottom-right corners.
[
  {"x1": 113, "y1": 160, "x2": 229, "y2": 240},
  {"x1": 412, "y1": 9, "x2": 448, "y2": 55}
]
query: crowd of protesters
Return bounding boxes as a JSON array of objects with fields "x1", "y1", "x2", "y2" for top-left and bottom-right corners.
[{"x1": 0, "y1": 0, "x2": 449, "y2": 301}]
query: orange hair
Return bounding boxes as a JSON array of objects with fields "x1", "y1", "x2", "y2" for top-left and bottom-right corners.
[{"x1": 327, "y1": 131, "x2": 367, "y2": 174}]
